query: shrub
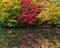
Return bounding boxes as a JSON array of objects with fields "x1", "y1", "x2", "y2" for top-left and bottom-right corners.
[
  {"x1": 0, "y1": 0, "x2": 60, "y2": 27},
  {"x1": 18, "y1": 0, "x2": 42, "y2": 25},
  {"x1": 36, "y1": 1, "x2": 60, "y2": 25},
  {"x1": 0, "y1": 0, "x2": 21, "y2": 27}
]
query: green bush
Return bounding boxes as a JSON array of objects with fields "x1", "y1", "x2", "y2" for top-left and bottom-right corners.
[{"x1": 0, "y1": 0, "x2": 21, "y2": 27}]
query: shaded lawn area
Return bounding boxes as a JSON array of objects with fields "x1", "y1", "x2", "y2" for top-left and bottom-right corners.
[{"x1": 0, "y1": 28, "x2": 60, "y2": 48}]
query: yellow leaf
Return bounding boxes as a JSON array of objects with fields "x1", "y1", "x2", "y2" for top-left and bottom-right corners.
[{"x1": 2, "y1": 0, "x2": 8, "y2": 3}]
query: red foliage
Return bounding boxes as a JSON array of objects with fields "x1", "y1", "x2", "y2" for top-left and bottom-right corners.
[
  {"x1": 21, "y1": 0, "x2": 32, "y2": 3},
  {"x1": 18, "y1": 0, "x2": 42, "y2": 24}
]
